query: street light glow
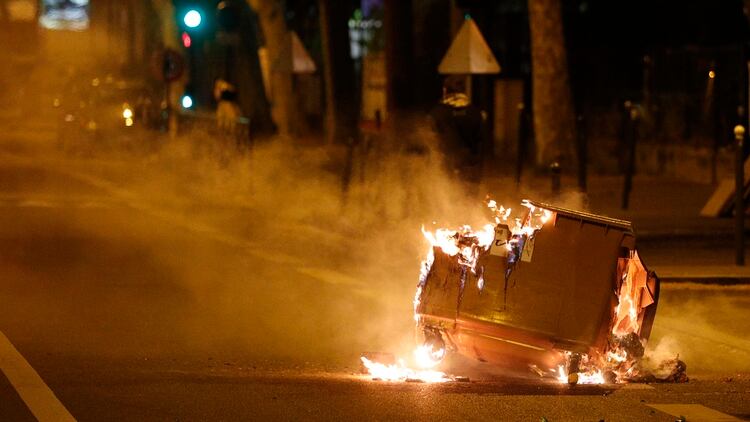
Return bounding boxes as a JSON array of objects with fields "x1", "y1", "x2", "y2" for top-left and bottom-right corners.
[{"x1": 183, "y1": 10, "x2": 202, "y2": 28}]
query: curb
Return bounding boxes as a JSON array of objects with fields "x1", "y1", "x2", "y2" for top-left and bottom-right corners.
[
  {"x1": 654, "y1": 265, "x2": 750, "y2": 285},
  {"x1": 659, "y1": 276, "x2": 750, "y2": 285}
]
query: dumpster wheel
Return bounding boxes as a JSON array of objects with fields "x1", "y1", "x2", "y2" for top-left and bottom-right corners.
[{"x1": 417, "y1": 327, "x2": 447, "y2": 365}]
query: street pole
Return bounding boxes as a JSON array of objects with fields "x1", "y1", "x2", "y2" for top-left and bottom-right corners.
[
  {"x1": 550, "y1": 161, "x2": 561, "y2": 197},
  {"x1": 160, "y1": 50, "x2": 181, "y2": 139},
  {"x1": 515, "y1": 103, "x2": 525, "y2": 188},
  {"x1": 621, "y1": 108, "x2": 638, "y2": 210},
  {"x1": 106, "y1": 0, "x2": 114, "y2": 63},
  {"x1": 735, "y1": 124, "x2": 745, "y2": 266},
  {"x1": 126, "y1": 0, "x2": 137, "y2": 67},
  {"x1": 576, "y1": 114, "x2": 587, "y2": 192}
]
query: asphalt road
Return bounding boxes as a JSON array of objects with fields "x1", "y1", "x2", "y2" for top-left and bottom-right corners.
[
  {"x1": 0, "y1": 144, "x2": 749, "y2": 421},
  {"x1": 2, "y1": 29, "x2": 750, "y2": 421}
]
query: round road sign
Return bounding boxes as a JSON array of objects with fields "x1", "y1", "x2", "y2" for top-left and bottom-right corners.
[{"x1": 151, "y1": 48, "x2": 185, "y2": 82}]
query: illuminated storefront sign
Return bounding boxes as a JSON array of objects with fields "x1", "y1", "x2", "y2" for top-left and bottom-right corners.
[{"x1": 39, "y1": 0, "x2": 89, "y2": 31}]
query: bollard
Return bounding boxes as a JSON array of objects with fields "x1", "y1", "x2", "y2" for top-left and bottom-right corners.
[
  {"x1": 375, "y1": 109, "x2": 382, "y2": 131},
  {"x1": 550, "y1": 161, "x2": 561, "y2": 197},
  {"x1": 735, "y1": 125, "x2": 745, "y2": 266}
]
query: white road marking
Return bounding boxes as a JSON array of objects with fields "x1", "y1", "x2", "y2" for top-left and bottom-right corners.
[
  {"x1": 647, "y1": 404, "x2": 741, "y2": 421},
  {"x1": 0, "y1": 330, "x2": 76, "y2": 421},
  {"x1": 661, "y1": 282, "x2": 750, "y2": 292}
]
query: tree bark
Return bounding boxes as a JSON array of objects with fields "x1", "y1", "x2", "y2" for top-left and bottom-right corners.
[
  {"x1": 528, "y1": 0, "x2": 576, "y2": 166},
  {"x1": 384, "y1": 0, "x2": 414, "y2": 113},
  {"x1": 248, "y1": 0, "x2": 298, "y2": 137},
  {"x1": 233, "y1": 2, "x2": 275, "y2": 136},
  {"x1": 318, "y1": 0, "x2": 358, "y2": 143}
]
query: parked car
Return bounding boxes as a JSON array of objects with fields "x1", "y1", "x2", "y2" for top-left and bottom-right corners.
[{"x1": 55, "y1": 73, "x2": 161, "y2": 148}]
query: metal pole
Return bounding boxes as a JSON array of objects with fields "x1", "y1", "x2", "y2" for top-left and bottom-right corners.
[
  {"x1": 166, "y1": 81, "x2": 175, "y2": 137},
  {"x1": 163, "y1": 53, "x2": 172, "y2": 136},
  {"x1": 126, "y1": 0, "x2": 136, "y2": 67},
  {"x1": 550, "y1": 161, "x2": 561, "y2": 197},
  {"x1": 708, "y1": 62, "x2": 718, "y2": 185},
  {"x1": 576, "y1": 114, "x2": 587, "y2": 192},
  {"x1": 515, "y1": 103, "x2": 525, "y2": 187},
  {"x1": 621, "y1": 108, "x2": 638, "y2": 210},
  {"x1": 735, "y1": 124, "x2": 745, "y2": 266}
]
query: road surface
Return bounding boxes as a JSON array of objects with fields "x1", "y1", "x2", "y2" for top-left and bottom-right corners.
[
  {"x1": 1, "y1": 50, "x2": 750, "y2": 420},
  {"x1": 0, "y1": 137, "x2": 749, "y2": 420}
]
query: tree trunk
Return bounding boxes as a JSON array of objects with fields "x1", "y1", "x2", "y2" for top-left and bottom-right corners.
[
  {"x1": 528, "y1": 0, "x2": 576, "y2": 166},
  {"x1": 318, "y1": 0, "x2": 358, "y2": 144},
  {"x1": 234, "y1": 2, "x2": 275, "y2": 136},
  {"x1": 248, "y1": 0, "x2": 298, "y2": 137},
  {"x1": 384, "y1": 0, "x2": 414, "y2": 113}
]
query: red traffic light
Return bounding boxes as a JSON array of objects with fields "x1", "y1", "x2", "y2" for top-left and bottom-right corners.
[{"x1": 181, "y1": 32, "x2": 192, "y2": 48}]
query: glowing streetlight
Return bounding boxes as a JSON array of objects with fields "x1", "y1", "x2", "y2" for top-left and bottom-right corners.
[
  {"x1": 122, "y1": 107, "x2": 133, "y2": 120},
  {"x1": 122, "y1": 104, "x2": 134, "y2": 126}
]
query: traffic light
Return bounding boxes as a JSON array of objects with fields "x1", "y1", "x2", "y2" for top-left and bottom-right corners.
[
  {"x1": 181, "y1": 32, "x2": 192, "y2": 48},
  {"x1": 174, "y1": 1, "x2": 238, "y2": 110},
  {"x1": 177, "y1": 5, "x2": 203, "y2": 108},
  {"x1": 181, "y1": 94, "x2": 194, "y2": 109},
  {"x1": 183, "y1": 9, "x2": 202, "y2": 29}
]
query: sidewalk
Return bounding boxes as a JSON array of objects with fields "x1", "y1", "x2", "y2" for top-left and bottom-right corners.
[
  {"x1": 482, "y1": 172, "x2": 724, "y2": 237},
  {"x1": 480, "y1": 170, "x2": 750, "y2": 282},
  {"x1": 654, "y1": 265, "x2": 750, "y2": 284}
]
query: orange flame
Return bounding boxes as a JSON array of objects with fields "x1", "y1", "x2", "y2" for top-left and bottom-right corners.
[
  {"x1": 360, "y1": 356, "x2": 449, "y2": 383},
  {"x1": 554, "y1": 252, "x2": 652, "y2": 384}
]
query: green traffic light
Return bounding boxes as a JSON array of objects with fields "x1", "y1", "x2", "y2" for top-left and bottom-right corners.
[{"x1": 183, "y1": 9, "x2": 202, "y2": 28}]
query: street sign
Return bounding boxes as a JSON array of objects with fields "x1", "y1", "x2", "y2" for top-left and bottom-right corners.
[
  {"x1": 438, "y1": 19, "x2": 500, "y2": 74},
  {"x1": 291, "y1": 31, "x2": 316, "y2": 74},
  {"x1": 151, "y1": 49, "x2": 185, "y2": 82},
  {"x1": 271, "y1": 31, "x2": 317, "y2": 74}
]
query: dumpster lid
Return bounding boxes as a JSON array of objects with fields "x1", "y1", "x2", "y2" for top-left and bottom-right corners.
[{"x1": 525, "y1": 200, "x2": 633, "y2": 231}]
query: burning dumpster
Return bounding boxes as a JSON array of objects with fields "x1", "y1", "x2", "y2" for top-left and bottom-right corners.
[{"x1": 414, "y1": 200, "x2": 659, "y2": 383}]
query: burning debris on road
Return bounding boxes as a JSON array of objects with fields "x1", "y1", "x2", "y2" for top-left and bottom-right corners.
[{"x1": 362, "y1": 199, "x2": 687, "y2": 385}]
